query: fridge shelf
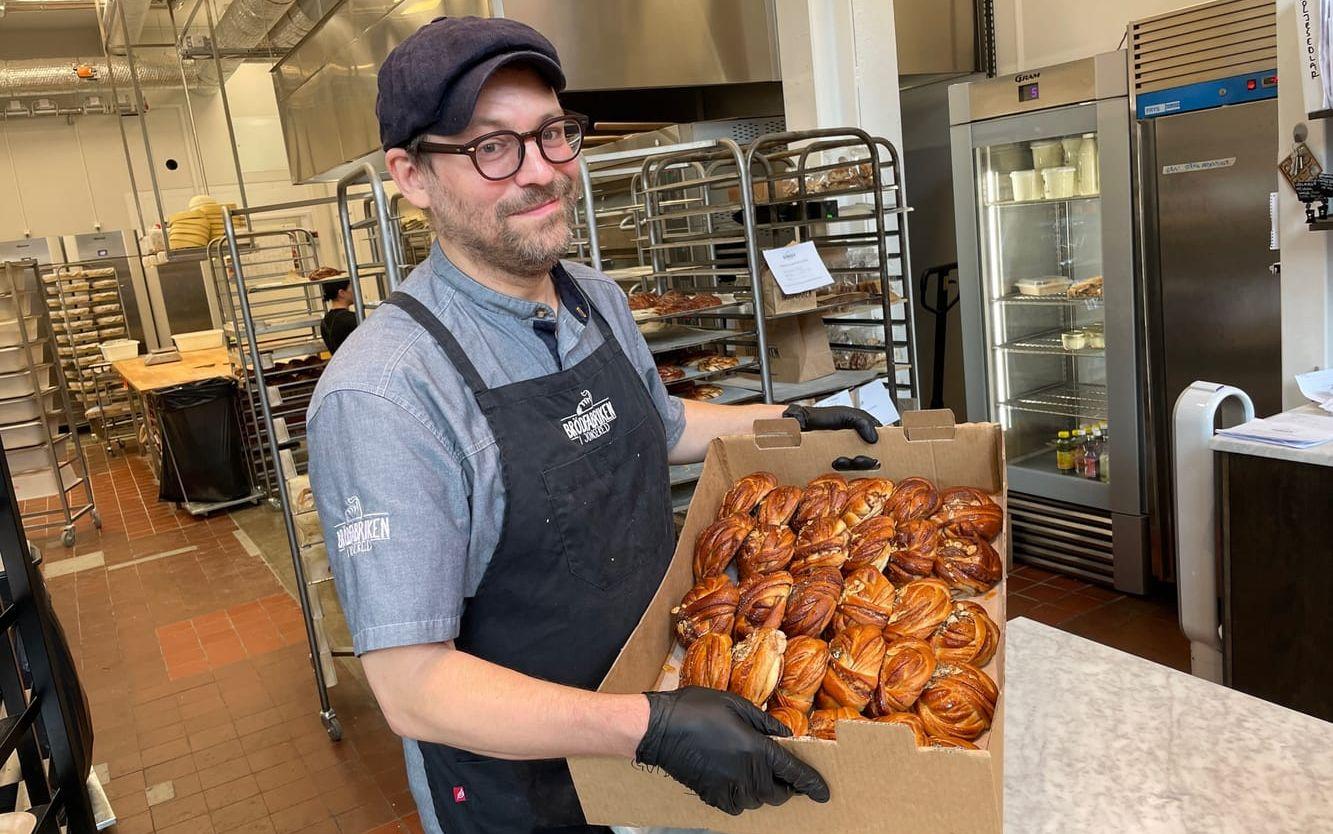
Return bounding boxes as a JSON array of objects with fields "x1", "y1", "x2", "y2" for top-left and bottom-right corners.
[
  {"x1": 996, "y1": 330, "x2": 1105, "y2": 357},
  {"x1": 993, "y1": 292, "x2": 1104, "y2": 308},
  {"x1": 987, "y1": 194, "x2": 1100, "y2": 209},
  {"x1": 1002, "y1": 382, "x2": 1108, "y2": 421}
]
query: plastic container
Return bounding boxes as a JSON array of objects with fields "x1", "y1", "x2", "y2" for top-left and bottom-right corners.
[
  {"x1": 1061, "y1": 136, "x2": 1085, "y2": 163},
  {"x1": 1086, "y1": 328, "x2": 1106, "y2": 349},
  {"x1": 988, "y1": 143, "x2": 1033, "y2": 174},
  {"x1": 1076, "y1": 133, "x2": 1100, "y2": 196},
  {"x1": 0, "y1": 391, "x2": 56, "y2": 425},
  {"x1": 0, "y1": 344, "x2": 44, "y2": 375},
  {"x1": 0, "y1": 415, "x2": 60, "y2": 449},
  {"x1": 1015, "y1": 276, "x2": 1072, "y2": 296},
  {"x1": 1009, "y1": 169, "x2": 1042, "y2": 202},
  {"x1": 172, "y1": 329, "x2": 225, "y2": 352},
  {"x1": 0, "y1": 366, "x2": 50, "y2": 399},
  {"x1": 986, "y1": 170, "x2": 1014, "y2": 204},
  {"x1": 1041, "y1": 166, "x2": 1077, "y2": 199},
  {"x1": 1030, "y1": 139, "x2": 1065, "y2": 168},
  {"x1": 99, "y1": 339, "x2": 140, "y2": 362},
  {"x1": 1061, "y1": 330, "x2": 1087, "y2": 350}
]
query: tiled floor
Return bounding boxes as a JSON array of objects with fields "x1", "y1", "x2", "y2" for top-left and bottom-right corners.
[
  {"x1": 26, "y1": 446, "x2": 423, "y2": 834},
  {"x1": 23, "y1": 439, "x2": 1189, "y2": 832}
]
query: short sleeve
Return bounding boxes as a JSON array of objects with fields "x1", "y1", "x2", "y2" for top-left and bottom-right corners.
[{"x1": 307, "y1": 390, "x2": 470, "y2": 654}]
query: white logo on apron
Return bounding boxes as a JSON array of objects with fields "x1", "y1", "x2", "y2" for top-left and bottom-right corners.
[
  {"x1": 561, "y1": 389, "x2": 618, "y2": 444},
  {"x1": 334, "y1": 495, "x2": 391, "y2": 555}
]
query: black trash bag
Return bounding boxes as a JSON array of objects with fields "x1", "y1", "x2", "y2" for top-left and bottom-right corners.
[{"x1": 148, "y1": 378, "x2": 252, "y2": 504}]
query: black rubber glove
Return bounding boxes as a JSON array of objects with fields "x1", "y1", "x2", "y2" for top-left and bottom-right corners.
[
  {"x1": 635, "y1": 687, "x2": 830, "y2": 816},
  {"x1": 783, "y1": 403, "x2": 881, "y2": 443}
]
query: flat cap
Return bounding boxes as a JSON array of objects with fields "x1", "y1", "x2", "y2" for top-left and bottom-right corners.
[{"x1": 376, "y1": 16, "x2": 565, "y2": 151}]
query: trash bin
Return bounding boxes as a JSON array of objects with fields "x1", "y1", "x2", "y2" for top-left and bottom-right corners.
[{"x1": 148, "y1": 378, "x2": 252, "y2": 505}]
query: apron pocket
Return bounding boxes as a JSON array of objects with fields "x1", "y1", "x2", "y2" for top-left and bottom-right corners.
[
  {"x1": 430, "y1": 756, "x2": 587, "y2": 832},
  {"x1": 542, "y1": 415, "x2": 650, "y2": 591}
]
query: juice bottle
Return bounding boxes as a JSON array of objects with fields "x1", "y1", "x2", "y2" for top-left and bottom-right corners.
[
  {"x1": 1082, "y1": 430, "x2": 1101, "y2": 480},
  {"x1": 1055, "y1": 430, "x2": 1074, "y2": 472},
  {"x1": 1070, "y1": 429, "x2": 1086, "y2": 475}
]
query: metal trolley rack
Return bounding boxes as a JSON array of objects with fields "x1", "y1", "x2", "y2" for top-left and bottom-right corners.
[
  {"x1": 0, "y1": 261, "x2": 99, "y2": 547},
  {"x1": 222, "y1": 169, "x2": 398, "y2": 740},
  {"x1": 38, "y1": 261, "x2": 137, "y2": 455}
]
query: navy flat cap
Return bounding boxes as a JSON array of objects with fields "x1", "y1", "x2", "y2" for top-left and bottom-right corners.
[{"x1": 376, "y1": 16, "x2": 566, "y2": 151}]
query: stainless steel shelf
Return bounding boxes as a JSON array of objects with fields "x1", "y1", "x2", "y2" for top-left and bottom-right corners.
[
  {"x1": 644, "y1": 325, "x2": 751, "y2": 356},
  {"x1": 634, "y1": 299, "x2": 746, "y2": 324},
  {"x1": 677, "y1": 381, "x2": 763, "y2": 406},
  {"x1": 660, "y1": 357, "x2": 758, "y2": 387},
  {"x1": 1002, "y1": 382, "x2": 1108, "y2": 421},
  {"x1": 994, "y1": 292, "x2": 1104, "y2": 307},
  {"x1": 996, "y1": 330, "x2": 1105, "y2": 357},
  {"x1": 670, "y1": 462, "x2": 704, "y2": 486}
]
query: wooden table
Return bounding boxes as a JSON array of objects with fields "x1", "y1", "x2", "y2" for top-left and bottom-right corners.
[{"x1": 111, "y1": 346, "x2": 234, "y2": 393}]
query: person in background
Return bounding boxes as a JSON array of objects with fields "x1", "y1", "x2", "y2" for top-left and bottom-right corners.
[{"x1": 319, "y1": 279, "x2": 358, "y2": 354}]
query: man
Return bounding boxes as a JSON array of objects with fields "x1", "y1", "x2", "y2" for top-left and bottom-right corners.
[
  {"x1": 307, "y1": 16, "x2": 883, "y2": 833},
  {"x1": 319, "y1": 278, "x2": 358, "y2": 354}
]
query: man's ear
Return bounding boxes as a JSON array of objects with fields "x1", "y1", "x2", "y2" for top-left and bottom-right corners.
[{"x1": 386, "y1": 147, "x2": 434, "y2": 211}]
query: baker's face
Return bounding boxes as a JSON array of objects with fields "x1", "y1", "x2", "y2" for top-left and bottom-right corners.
[{"x1": 409, "y1": 66, "x2": 580, "y2": 276}]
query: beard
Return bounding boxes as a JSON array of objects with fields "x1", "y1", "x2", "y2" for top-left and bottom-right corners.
[{"x1": 425, "y1": 173, "x2": 577, "y2": 279}]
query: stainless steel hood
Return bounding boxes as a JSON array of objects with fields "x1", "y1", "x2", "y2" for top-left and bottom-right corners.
[{"x1": 273, "y1": 0, "x2": 983, "y2": 183}]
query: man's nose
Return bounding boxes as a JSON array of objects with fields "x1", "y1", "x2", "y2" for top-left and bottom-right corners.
[{"x1": 513, "y1": 137, "x2": 557, "y2": 187}]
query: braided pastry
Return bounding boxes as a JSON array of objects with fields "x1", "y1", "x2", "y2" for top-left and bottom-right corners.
[
  {"x1": 833, "y1": 566, "x2": 896, "y2": 633},
  {"x1": 781, "y1": 568, "x2": 843, "y2": 638},
  {"x1": 809, "y1": 706, "x2": 863, "y2": 741},
  {"x1": 933, "y1": 486, "x2": 1004, "y2": 541},
  {"x1": 737, "y1": 524, "x2": 797, "y2": 579},
  {"x1": 817, "y1": 624, "x2": 886, "y2": 712},
  {"x1": 734, "y1": 571, "x2": 794, "y2": 637},
  {"x1": 769, "y1": 705, "x2": 810, "y2": 738},
  {"x1": 671, "y1": 575, "x2": 739, "y2": 647},
  {"x1": 844, "y1": 516, "x2": 896, "y2": 574},
  {"x1": 756, "y1": 485, "x2": 803, "y2": 528},
  {"x1": 680, "y1": 632, "x2": 732, "y2": 691},
  {"x1": 718, "y1": 472, "x2": 778, "y2": 519},
  {"x1": 887, "y1": 476, "x2": 940, "y2": 522},
  {"x1": 871, "y1": 637, "x2": 936, "y2": 715},
  {"x1": 772, "y1": 635, "x2": 829, "y2": 714},
  {"x1": 840, "y1": 477, "x2": 895, "y2": 528},
  {"x1": 790, "y1": 517, "x2": 850, "y2": 575},
  {"x1": 791, "y1": 478, "x2": 850, "y2": 533},
  {"x1": 931, "y1": 600, "x2": 1000, "y2": 667},
  {"x1": 872, "y1": 711, "x2": 929, "y2": 747},
  {"x1": 886, "y1": 517, "x2": 941, "y2": 586},
  {"x1": 915, "y1": 663, "x2": 999, "y2": 741},
  {"x1": 934, "y1": 533, "x2": 1003, "y2": 596},
  {"x1": 884, "y1": 578, "x2": 953, "y2": 641},
  {"x1": 692, "y1": 513, "x2": 754, "y2": 580},
  {"x1": 729, "y1": 627, "x2": 787, "y2": 708}
]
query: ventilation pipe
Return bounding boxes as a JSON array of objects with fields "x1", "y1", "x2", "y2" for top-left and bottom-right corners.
[{"x1": 0, "y1": 57, "x2": 204, "y2": 98}]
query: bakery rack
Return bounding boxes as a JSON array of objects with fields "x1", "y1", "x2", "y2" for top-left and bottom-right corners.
[
  {"x1": 37, "y1": 260, "x2": 137, "y2": 456},
  {"x1": 741, "y1": 128, "x2": 919, "y2": 404},
  {"x1": 219, "y1": 172, "x2": 398, "y2": 742},
  {"x1": 0, "y1": 261, "x2": 99, "y2": 547}
]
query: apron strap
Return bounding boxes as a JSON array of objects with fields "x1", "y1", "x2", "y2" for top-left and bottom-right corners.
[{"x1": 382, "y1": 291, "x2": 490, "y2": 394}]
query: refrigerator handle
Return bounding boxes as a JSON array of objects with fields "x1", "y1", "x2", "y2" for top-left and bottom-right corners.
[{"x1": 1171, "y1": 381, "x2": 1253, "y2": 685}]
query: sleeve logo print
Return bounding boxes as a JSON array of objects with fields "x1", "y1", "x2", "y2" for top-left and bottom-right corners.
[
  {"x1": 560, "y1": 388, "x2": 618, "y2": 444},
  {"x1": 333, "y1": 495, "x2": 392, "y2": 556}
]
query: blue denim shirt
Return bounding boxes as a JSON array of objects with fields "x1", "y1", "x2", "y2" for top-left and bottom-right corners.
[{"x1": 306, "y1": 244, "x2": 685, "y2": 654}]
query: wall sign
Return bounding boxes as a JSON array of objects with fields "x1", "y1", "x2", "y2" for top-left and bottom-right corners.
[{"x1": 1163, "y1": 157, "x2": 1236, "y2": 175}]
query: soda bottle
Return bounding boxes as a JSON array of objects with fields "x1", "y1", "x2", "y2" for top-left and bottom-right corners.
[
  {"x1": 1070, "y1": 429, "x2": 1086, "y2": 476},
  {"x1": 1055, "y1": 430, "x2": 1074, "y2": 472},
  {"x1": 1099, "y1": 427, "x2": 1110, "y2": 483},
  {"x1": 1082, "y1": 429, "x2": 1101, "y2": 480}
]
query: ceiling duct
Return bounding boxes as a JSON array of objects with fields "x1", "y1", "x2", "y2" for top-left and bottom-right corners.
[
  {"x1": 101, "y1": 0, "x2": 152, "y2": 50},
  {"x1": 0, "y1": 56, "x2": 202, "y2": 98},
  {"x1": 264, "y1": 0, "x2": 336, "y2": 50}
]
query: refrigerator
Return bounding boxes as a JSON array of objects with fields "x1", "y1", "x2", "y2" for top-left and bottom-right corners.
[
  {"x1": 62, "y1": 230, "x2": 159, "y2": 350},
  {"x1": 1135, "y1": 70, "x2": 1281, "y2": 583},
  {"x1": 949, "y1": 52, "x2": 1149, "y2": 592}
]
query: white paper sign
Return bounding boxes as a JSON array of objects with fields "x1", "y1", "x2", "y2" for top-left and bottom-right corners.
[
  {"x1": 762, "y1": 240, "x2": 835, "y2": 295},
  {"x1": 816, "y1": 379, "x2": 901, "y2": 426},
  {"x1": 1296, "y1": 368, "x2": 1333, "y2": 414}
]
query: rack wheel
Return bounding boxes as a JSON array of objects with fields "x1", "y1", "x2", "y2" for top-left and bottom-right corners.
[
  {"x1": 322, "y1": 714, "x2": 343, "y2": 742},
  {"x1": 92, "y1": 511, "x2": 103, "y2": 530},
  {"x1": 61, "y1": 529, "x2": 76, "y2": 547}
]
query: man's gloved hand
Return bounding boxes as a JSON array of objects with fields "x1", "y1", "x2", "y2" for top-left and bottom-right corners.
[
  {"x1": 783, "y1": 404, "x2": 881, "y2": 443},
  {"x1": 635, "y1": 687, "x2": 830, "y2": 816}
]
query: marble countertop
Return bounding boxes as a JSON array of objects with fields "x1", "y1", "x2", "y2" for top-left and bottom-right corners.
[
  {"x1": 1209, "y1": 403, "x2": 1333, "y2": 468},
  {"x1": 1005, "y1": 618, "x2": 1333, "y2": 832}
]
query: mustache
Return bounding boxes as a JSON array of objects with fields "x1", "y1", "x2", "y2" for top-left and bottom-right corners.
[{"x1": 496, "y1": 176, "x2": 577, "y2": 218}]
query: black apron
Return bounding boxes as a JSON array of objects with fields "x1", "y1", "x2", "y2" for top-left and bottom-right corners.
[{"x1": 383, "y1": 270, "x2": 674, "y2": 833}]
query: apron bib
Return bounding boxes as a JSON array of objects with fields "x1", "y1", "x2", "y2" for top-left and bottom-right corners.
[{"x1": 383, "y1": 270, "x2": 673, "y2": 833}]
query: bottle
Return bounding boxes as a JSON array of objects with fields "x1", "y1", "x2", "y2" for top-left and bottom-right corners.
[
  {"x1": 1070, "y1": 429, "x2": 1086, "y2": 476},
  {"x1": 1076, "y1": 133, "x2": 1099, "y2": 195},
  {"x1": 1082, "y1": 429, "x2": 1102, "y2": 480},
  {"x1": 1055, "y1": 430, "x2": 1074, "y2": 472},
  {"x1": 1099, "y1": 427, "x2": 1110, "y2": 483}
]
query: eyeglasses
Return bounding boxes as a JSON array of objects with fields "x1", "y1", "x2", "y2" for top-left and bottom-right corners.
[{"x1": 413, "y1": 112, "x2": 589, "y2": 181}]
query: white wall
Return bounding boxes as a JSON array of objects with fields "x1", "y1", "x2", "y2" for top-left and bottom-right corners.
[
  {"x1": 0, "y1": 62, "x2": 329, "y2": 243},
  {"x1": 992, "y1": 0, "x2": 1196, "y2": 72}
]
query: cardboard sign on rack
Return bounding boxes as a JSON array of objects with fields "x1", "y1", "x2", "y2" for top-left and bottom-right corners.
[
  {"x1": 759, "y1": 241, "x2": 823, "y2": 316},
  {"x1": 767, "y1": 311, "x2": 835, "y2": 383}
]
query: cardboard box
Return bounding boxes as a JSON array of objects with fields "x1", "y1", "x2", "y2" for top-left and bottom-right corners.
[
  {"x1": 767, "y1": 312, "x2": 836, "y2": 384},
  {"x1": 569, "y1": 411, "x2": 1006, "y2": 834}
]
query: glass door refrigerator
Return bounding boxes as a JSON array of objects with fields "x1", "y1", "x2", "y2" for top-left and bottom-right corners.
[{"x1": 948, "y1": 52, "x2": 1148, "y2": 593}]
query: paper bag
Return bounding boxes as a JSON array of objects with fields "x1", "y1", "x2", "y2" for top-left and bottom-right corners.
[
  {"x1": 759, "y1": 241, "x2": 819, "y2": 316},
  {"x1": 766, "y1": 312, "x2": 834, "y2": 384}
]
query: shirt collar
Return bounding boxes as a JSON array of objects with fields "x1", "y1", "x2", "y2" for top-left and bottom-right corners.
[{"x1": 425, "y1": 242, "x2": 589, "y2": 325}]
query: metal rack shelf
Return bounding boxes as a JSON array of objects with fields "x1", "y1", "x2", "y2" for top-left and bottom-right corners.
[
  {"x1": 674, "y1": 382, "x2": 763, "y2": 407},
  {"x1": 997, "y1": 329, "x2": 1105, "y2": 357},
  {"x1": 660, "y1": 357, "x2": 759, "y2": 387},
  {"x1": 994, "y1": 292, "x2": 1104, "y2": 307},
  {"x1": 1002, "y1": 382, "x2": 1109, "y2": 421},
  {"x1": 723, "y1": 368, "x2": 887, "y2": 403},
  {"x1": 644, "y1": 325, "x2": 752, "y2": 356},
  {"x1": 988, "y1": 194, "x2": 1101, "y2": 209}
]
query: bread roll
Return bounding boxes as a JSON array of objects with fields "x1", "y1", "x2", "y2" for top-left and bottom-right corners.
[
  {"x1": 934, "y1": 533, "x2": 1003, "y2": 596},
  {"x1": 933, "y1": 486, "x2": 1004, "y2": 541},
  {"x1": 840, "y1": 477, "x2": 895, "y2": 528},
  {"x1": 887, "y1": 476, "x2": 940, "y2": 522},
  {"x1": 791, "y1": 478, "x2": 850, "y2": 533},
  {"x1": 756, "y1": 485, "x2": 803, "y2": 528},
  {"x1": 886, "y1": 517, "x2": 942, "y2": 585},
  {"x1": 872, "y1": 711, "x2": 929, "y2": 747},
  {"x1": 769, "y1": 705, "x2": 811, "y2": 738},
  {"x1": 809, "y1": 706, "x2": 863, "y2": 740},
  {"x1": 790, "y1": 517, "x2": 850, "y2": 575}
]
